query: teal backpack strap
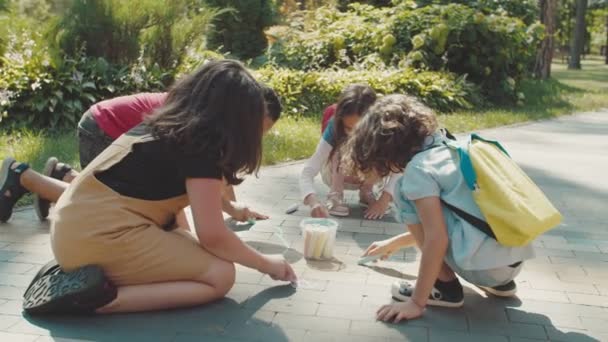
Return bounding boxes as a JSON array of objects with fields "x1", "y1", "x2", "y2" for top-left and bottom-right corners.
[
  {"x1": 443, "y1": 135, "x2": 477, "y2": 191},
  {"x1": 470, "y1": 133, "x2": 510, "y2": 157}
]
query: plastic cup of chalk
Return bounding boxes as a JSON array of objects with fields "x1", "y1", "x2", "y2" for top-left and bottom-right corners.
[{"x1": 299, "y1": 218, "x2": 338, "y2": 261}]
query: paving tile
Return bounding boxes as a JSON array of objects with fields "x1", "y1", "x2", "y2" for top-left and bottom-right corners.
[
  {"x1": 303, "y1": 331, "x2": 385, "y2": 342},
  {"x1": 0, "y1": 299, "x2": 23, "y2": 315},
  {"x1": 272, "y1": 313, "x2": 350, "y2": 334},
  {"x1": 0, "y1": 332, "x2": 39, "y2": 342},
  {"x1": 545, "y1": 326, "x2": 608, "y2": 342},
  {"x1": 514, "y1": 299, "x2": 606, "y2": 317},
  {"x1": 316, "y1": 304, "x2": 377, "y2": 321},
  {"x1": 579, "y1": 316, "x2": 608, "y2": 333},
  {"x1": 529, "y1": 277, "x2": 599, "y2": 295},
  {"x1": 0, "y1": 273, "x2": 34, "y2": 287},
  {"x1": 348, "y1": 321, "x2": 428, "y2": 340},
  {"x1": 0, "y1": 313, "x2": 20, "y2": 329},
  {"x1": 429, "y1": 329, "x2": 508, "y2": 342},
  {"x1": 515, "y1": 287, "x2": 571, "y2": 303},
  {"x1": 468, "y1": 321, "x2": 547, "y2": 339},
  {"x1": 0, "y1": 251, "x2": 20, "y2": 262},
  {"x1": 566, "y1": 293, "x2": 608, "y2": 307},
  {"x1": 0, "y1": 262, "x2": 36, "y2": 274},
  {"x1": 0, "y1": 285, "x2": 26, "y2": 300},
  {"x1": 35, "y1": 337, "x2": 97, "y2": 342},
  {"x1": 507, "y1": 308, "x2": 584, "y2": 329}
]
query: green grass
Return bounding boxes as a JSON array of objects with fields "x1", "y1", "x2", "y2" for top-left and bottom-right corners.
[
  {"x1": 1, "y1": 57, "x2": 607, "y2": 170},
  {"x1": 440, "y1": 56, "x2": 608, "y2": 133}
]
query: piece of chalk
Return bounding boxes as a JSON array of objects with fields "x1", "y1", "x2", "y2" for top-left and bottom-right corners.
[
  {"x1": 285, "y1": 203, "x2": 299, "y2": 214},
  {"x1": 247, "y1": 218, "x2": 256, "y2": 225},
  {"x1": 357, "y1": 254, "x2": 383, "y2": 265}
]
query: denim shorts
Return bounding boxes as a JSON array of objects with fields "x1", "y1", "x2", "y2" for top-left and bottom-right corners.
[{"x1": 77, "y1": 111, "x2": 114, "y2": 169}]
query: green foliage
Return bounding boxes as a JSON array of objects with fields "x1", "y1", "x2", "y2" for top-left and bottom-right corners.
[
  {"x1": 267, "y1": 3, "x2": 543, "y2": 103},
  {"x1": 256, "y1": 65, "x2": 479, "y2": 115},
  {"x1": 337, "y1": 0, "x2": 393, "y2": 10},
  {"x1": 413, "y1": 0, "x2": 539, "y2": 25},
  {"x1": 52, "y1": 0, "x2": 221, "y2": 69},
  {"x1": 0, "y1": 32, "x2": 170, "y2": 130},
  {"x1": 205, "y1": 0, "x2": 278, "y2": 59}
]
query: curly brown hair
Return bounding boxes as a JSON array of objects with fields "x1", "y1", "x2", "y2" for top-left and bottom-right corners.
[
  {"x1": 342, "y1": 94, "x2": 438, "y2": 178},
  {"x1": 145, "y1": 59, "x2": 265, "y2": 185}
]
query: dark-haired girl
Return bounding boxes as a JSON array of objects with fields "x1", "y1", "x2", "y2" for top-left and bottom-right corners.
[
  {"x1": 299, "y1": 84, "x2": 400, "y2": 220},
  {"x1": 23, "y1": 60, "x2": 296, "y2": 315}
]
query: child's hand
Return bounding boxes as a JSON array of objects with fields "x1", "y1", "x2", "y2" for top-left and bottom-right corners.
[
  {"x1": 363, "y1": 238, "x2": 396, "y2": 260},
  {"x1": 310, "y1": 203, "x2": 330, "y2": 218},
  {"x1": 263, "y1": 255, "x2": 298, "y2": 282},
  {"x1": 364, "y1": 193, "x2": 391, "y2": 220},
  {"x1": 376, "y1": 300, "x2": 424, "y2": 323},
  {"x1": 232, "y1": 206, "x2": 269, "y2": 222}
]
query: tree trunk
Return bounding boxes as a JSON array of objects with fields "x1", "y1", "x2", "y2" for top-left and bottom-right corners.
[
  {"x1": 605, "y1": 14, "x2": 608, "y2": 65},
  {"x1": 535, "y1": 0, "x2": 557, "y2": 79},
  {"x1": 568, "y1": 0, "x2": 588, "y2": 69}
]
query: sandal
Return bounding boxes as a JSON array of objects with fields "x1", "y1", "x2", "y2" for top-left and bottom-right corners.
[
  {"x1": 34, "y1": 157, "x2": 73, "y2": 221},
  {"x1": 0, "y1": 157, "x2": 30, "y2": 223},
  {"x1": 23, "y1": 264, "x2": 117, "y2": 315},
  {"x1": 326, "y1": 192, "x2": 349, "y2": 217}
]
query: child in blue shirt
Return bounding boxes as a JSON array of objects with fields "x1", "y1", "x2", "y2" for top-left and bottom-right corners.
[{"x1": 344, "y1": 94, "x2": 534, "y2": 322}]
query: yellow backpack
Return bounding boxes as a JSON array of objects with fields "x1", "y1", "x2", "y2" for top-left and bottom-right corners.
[{"x1": 443, "y1": 133, "x2": 562, "y2": 247}]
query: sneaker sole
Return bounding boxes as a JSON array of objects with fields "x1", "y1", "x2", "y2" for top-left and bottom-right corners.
[
  {"x1": 23, "y1": 259, "x2": 62, "y2": 299},
  {"x1": 23, "y1": 265, "x2": 111, "y2": 315},
  {"x1": 328, "y1": 210, "x2": 349, "y2": 217},
  {"x1": 0, "y1": 157, "x2": 17, "y2": 222},
  {"x1": 479, "y1": 286, "x2": 517, "y2": 297},
  {"x1": 391, "y1": 283, "x2": 464, "y2": 308},
  {"x1": 34, "y1": 157, "x2": 58, "y2": 221}
]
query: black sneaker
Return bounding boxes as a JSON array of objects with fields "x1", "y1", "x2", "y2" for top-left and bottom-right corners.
[
  {"x1": 34, "y1": 157, "x2": 73, "y2": 221},
  {"x1": 22, "y1": 264, "x2": 117, "y2": 315},
  {"x1": 0, "y1": 157, "x2": 30, "y2": 223},
  {"x1": 23, "y1": 259, "x2": 63, "y2": 299},
  {"x1": 392, "y1": 278, "x2": 464, "y2": 308},
  {"x1": 480, "y1": 280, "x2": 517, "y2": 297}
]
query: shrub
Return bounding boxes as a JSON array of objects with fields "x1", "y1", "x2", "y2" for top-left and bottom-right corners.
[
  {"x1": 267, "y1": 3, "x2": 543, "y2": 103},
  {"x1": 256, "y1": 65, "x2": 479, "y2": 116},
  {"x1": 0, "y1": 32, "x2": 171, "y2": 130},
  {"x1": 205, "y1": 0, "x2": 278, "y2": 60},
  {"x1": 412, "y1": 0, "x2": 539, "y2": 25},
  {"x1": 52, "y1": 0, "x2": 221, "y2": 69}
]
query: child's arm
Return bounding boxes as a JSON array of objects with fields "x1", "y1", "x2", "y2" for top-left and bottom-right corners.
[
  {"x1": 377, "y1": 196, "x2": 448, "y2": 323},
  {"x1": 362, "y1": 232, "x2": 416, "y2": 258},
  {"x1": 411, "y1": 196, "x2": 449, "y2": 307},
  {"x1": 187, "y1": 178, "x2": 296, "y2": 282},
  {"x1": 300, "y1": 139, "x2": 333, "y2": 217},
  {"x1": 221, "y1": 184, "x2": 269, "y2": 222}
]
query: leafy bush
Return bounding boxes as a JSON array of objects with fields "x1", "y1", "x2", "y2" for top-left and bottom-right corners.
[
  {"x1": 267, "y1": 3, "x2": 543, "y2": 103},
  {"x1": 256, "y1": 65, "x2": 479, "y2": 115},
  {"x1": 205, "y1": 0, "x2": 278, "y2": 60},
  {"x1": 0, "y1": 32, "x2": 170, "y2": 130},
  {"x1": 412, "y1": 0, "x2": 539, "y2": 25},
  {"x1": 52, "y1": 0, "x2": 221, "y2": 69}
]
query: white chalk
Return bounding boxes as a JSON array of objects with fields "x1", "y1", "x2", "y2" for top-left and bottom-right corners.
[
  {"x1": 357, "y1": 254, "x2": 383, "y2": 265},
  {"x1": 285, "y1": 203, "x2": 299, "y2": 214}
]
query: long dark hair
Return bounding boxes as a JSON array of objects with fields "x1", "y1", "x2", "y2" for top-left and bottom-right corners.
[
  {"x1": 145, "y1": 60, "x2": 265, "y2": 185},
  {"x1": 330, "y1": 84, "x2": 377, "y2": 160},
  {"x1": 342, "y1": 94, "x2": 438, "y2": 178}
]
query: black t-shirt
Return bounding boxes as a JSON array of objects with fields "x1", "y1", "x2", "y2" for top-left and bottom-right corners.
[{"x1": 96, "y1": 124, "x2": 223, "y2": 201}]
